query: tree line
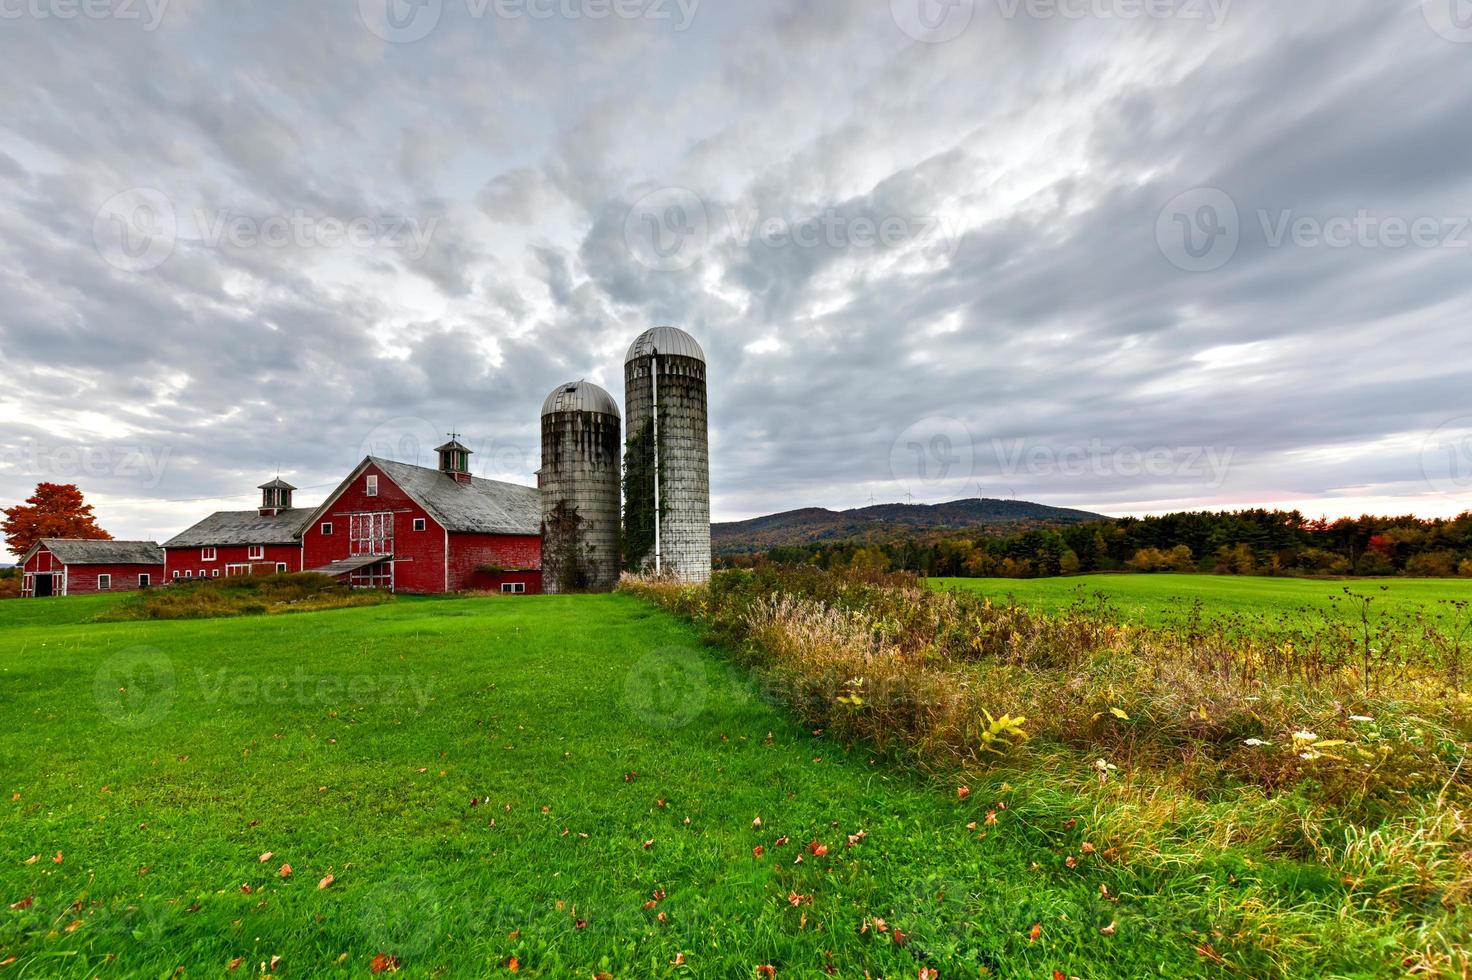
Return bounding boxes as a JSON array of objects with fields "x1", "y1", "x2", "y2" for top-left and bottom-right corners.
[{"x1": 721, "y1": 509, "x2": 1472, "y2": 579}]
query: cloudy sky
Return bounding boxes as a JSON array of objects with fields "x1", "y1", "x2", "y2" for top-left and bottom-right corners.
[{"x1": 2, "y1": 0, "x2": 1471, "y2": 554}]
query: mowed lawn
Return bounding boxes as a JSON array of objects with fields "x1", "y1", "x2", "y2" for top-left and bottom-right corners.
[
  {"x1": 1, "y1": 593, "x2": 1218, "y2": 978},
  {"x1": 934, "y1": 573, "x2": 1469, "y2": 627}
]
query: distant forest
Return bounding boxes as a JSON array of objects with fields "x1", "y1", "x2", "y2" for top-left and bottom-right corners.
[{"x1": 718, "y1": 510, "x2": 1472, "y2": 579}]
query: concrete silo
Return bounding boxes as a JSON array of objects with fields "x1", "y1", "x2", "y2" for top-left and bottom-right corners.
[
  {"x1": 539, "y1": 381, "x2": 623, "y2": 593},
  {"x1": 623, "y1": 326, "x2": 711, "y2": 582}
]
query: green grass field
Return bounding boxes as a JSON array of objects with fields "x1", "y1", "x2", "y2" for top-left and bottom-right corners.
[
  {"x1": 0, "y1": 592, "x2": 1239, "y2": 978},
  {"x1": 933, "y1": 573, "x2": 1469, "y2": 627}
]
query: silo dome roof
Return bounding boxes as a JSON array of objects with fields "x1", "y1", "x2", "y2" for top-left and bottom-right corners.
[
  {"x1": 625, "y1": 326, "x2": 705, "y2": 364},
  {"x1": 542, "y1": 380, "x2": 621, "y2": 418}
]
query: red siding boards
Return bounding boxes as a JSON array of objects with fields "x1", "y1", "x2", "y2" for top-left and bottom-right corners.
[
  {"x1": 448, "y1": 532, "x2": 543, "y2": 594},
  {"x1": 164, "y1": 544, "x2": 302, "y2": 582},
  {"x1": 301, "y1": 461, "x2": 543, "y2": 594},
  {"x1": 302, "y1": 462, "x2": 446, "y2": 594},
  {"x1": 21, "y1": 544, "x2": 163, "y2": 597}
]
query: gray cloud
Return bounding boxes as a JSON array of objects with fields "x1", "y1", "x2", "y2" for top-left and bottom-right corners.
[{"x1": 2, "y1": 0, "x2": 1470, "y2": 556}]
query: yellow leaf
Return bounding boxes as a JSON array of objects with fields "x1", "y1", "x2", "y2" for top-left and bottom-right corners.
[{"x1": 1109, "y1": 707, "x2": 1130, "y2": 721}]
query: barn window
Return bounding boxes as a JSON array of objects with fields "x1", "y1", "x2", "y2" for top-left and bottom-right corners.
[
  {"x1": 413, "y1": 518, "x2": 426, "y2": 532},
  {"x1": 172, "y1": 570, "x2": 180, "y2": 580},
  {"x1": 321, "y1": 522, "x2": 334, "y2": 536},
  {"x1": 248, "y1": 546, "x2": 265, "y2": 560},
  {"x1": 366, "y1": 475, "x2": 379, "y2": 497},
  {"x1": 98, "y1": 574, "x2": 112, "y2": 590},
  {"x1": 501, "y1": 582, "x2": 526, "y2": 594},
  {"x1": 184, "y1": 570, "x2": 192, "y2": 579},
  {"x1": 139, "y1": 574, "x2": 151, "y2": 588},
  {"x1": 202, "y1": 547, "x2": 217, "y2": 561},
  {"x1": 212, "y1": 569, "x2": 220, "y2": 578},
  {"x1": 276, "y1": 563, "x2": 288, "y2": 573}
]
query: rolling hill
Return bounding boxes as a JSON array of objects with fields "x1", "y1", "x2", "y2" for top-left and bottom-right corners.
[{"x1": 712, "y1": 498, "x2": 1111, "y2": 555}]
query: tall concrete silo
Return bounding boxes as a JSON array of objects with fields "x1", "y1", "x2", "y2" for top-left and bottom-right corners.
[
  {"x1": 623, "y1": 326, "x2": 711, "y2": 582},
  {"x1": 539, "y1": 381, "x2": 623, "y2": 593}
]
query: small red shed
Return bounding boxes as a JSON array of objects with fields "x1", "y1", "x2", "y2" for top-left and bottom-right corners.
[
  {"x1": 20, "y1": 539, "x2": 166, "y2": 597},
  {"x1": 163, "y1": 479, "x2": 310, "y2": 581},
  {"x1": 301, "y1": 443, "x2": 542, "y2": 594}
]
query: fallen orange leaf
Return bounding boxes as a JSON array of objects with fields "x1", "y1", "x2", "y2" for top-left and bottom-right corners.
[{"x1": 318, "y1": 874, "x2": 335, "y2": 890}]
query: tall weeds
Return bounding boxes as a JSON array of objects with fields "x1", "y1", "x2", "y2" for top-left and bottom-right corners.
[{"x1": 622, "y1": 567, "x2": 1472, "y2": 974}]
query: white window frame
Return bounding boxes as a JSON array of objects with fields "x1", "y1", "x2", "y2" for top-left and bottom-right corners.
[
  {"x1": 139, "y1": 573, "x2": 151, "y2": 587},
  {"x1": 183, "y1": 570, "x2": 192, "y2": 579},
  {"x1": 365, "y1": 474, "x2": 379, "y2": 497},
  {"x1": 98, "y1": 573, "x2": 112, "y2": 591},
  {"x1": 349, "y1": 512, "x2": 394, "y2": 557},
  {"x1": 172, "y1": 570, "x2": 180, "y2": 580},
  {"x1": 202, "y1": 547, "x2": 217, "y2": 562},
  {"x1": 248, "y1": 545, "x2": 265, "y2": 561},
  {"x1": 276, "y1": 563, "x2": 288, "y2": 573},
  {"x1": 211, "y1": 569, "x2": 220, "y2": 578},
  {"x1": 413, "y1": 518, "x2": 426, "y2": 532},
  {"x1": 501, "y1": 582, "x2": 526, "y2": 594},
  {"x1": 321, "y1": 522, "x2": 334, "y2": 536}
]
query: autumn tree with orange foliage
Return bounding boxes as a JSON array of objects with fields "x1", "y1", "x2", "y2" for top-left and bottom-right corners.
[{"x1": 3, "y1": 483, "x2": 112, "y2": 557}]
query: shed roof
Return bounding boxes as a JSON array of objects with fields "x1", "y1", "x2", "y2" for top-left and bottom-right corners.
[
  {"x1": 367, "y1": 457, "x2": 541, "y2": 535},
  {"x1": 163, "y1": 509, "x2": 313, "y2": 548},
  {"x1": 30, "y1": 539, "x2": 164, "y2": 566}
]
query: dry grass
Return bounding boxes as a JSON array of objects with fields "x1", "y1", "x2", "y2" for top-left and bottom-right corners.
[
  {"x1": 622, "y1": 566, "x2": 1472, "y2": 975},
  {"x1": 96, "y1": 573, "x2": 392, "y2": 621}
]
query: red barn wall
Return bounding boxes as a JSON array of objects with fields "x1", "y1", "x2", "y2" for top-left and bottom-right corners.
[
  {"x1": 23, "y1": 546, "x2": 163, "y2": 596},
  {"x1": 64, "y1": 563, "x2": 165, "y2": 595},
  {"x1": 165, "y1": 544, "x2": 302, "y2": 581},
  {"x1": 449, "y1": 533, "x2": 542, "y2": 594},
  {"x1": 302, "y1": 462, "x2": 446, "y2": 594}
]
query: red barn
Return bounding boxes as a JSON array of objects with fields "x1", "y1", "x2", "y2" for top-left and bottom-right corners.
[
  {"x1": 301, "y1": 442, "x2": 542, "y2": 594},
  {"x1": 20, "y1": 539, "x2": 165, "y2": 597},
  {"x1": 163, "y1": 479, "x2": 309, "y2": 581}
]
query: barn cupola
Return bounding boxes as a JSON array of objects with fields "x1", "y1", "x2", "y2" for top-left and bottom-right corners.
[
  {"x1": 258, "y1": 478, "x2": 296, "y2": 517},
  {"x1": 435, "y1": 437, "x2": 474, "y2": 484}
]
